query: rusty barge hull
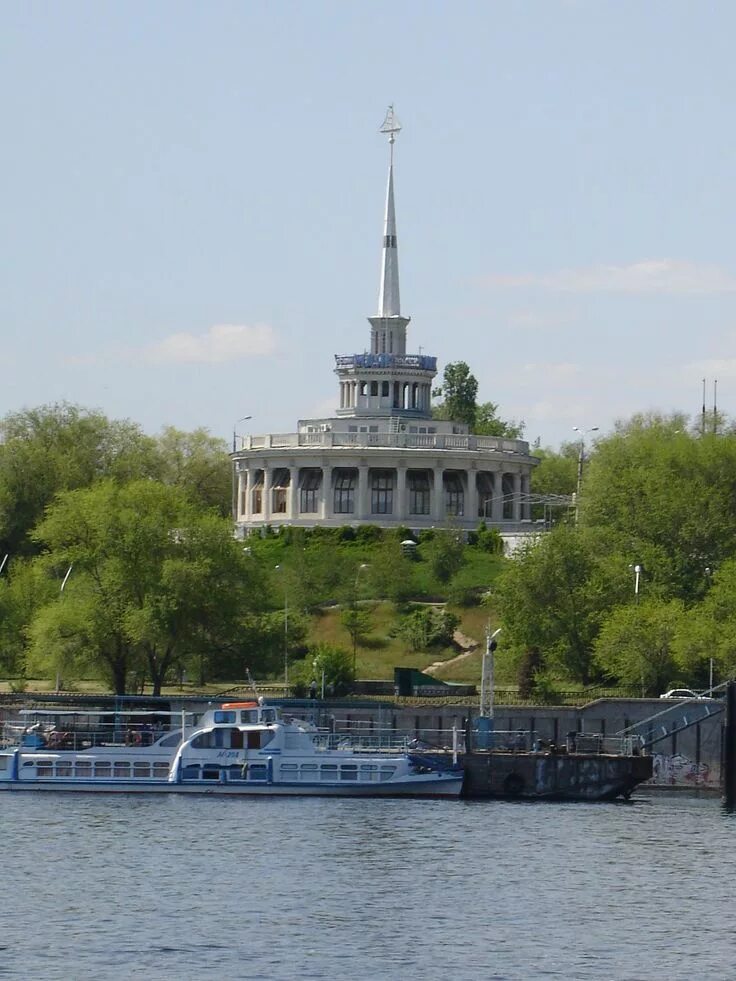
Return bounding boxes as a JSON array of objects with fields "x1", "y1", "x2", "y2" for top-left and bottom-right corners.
[{"x1": 460, "y1": 751, "x2": 653, "y2": 801}]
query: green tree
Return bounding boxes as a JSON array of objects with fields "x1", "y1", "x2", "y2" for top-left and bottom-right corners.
[
  {"x1": 474, "y1": 401, "x2": 525, "y2": 438},
  {"x1": 30, "y1": 479, "x2": 267, "y2": 694},
  {"x1": 494, "y1": 525, "x2": 630, "y2": 684},
  {"x1": 152, "y1": 426, "x2": 232, "y2": 516},
  {"x1": 306, "y1": 642, "x2": 355, "y2": 695},
  {"x1": 673, "y1": 558, "x2": 736, "y2": 686},
  {"x1": 0, "y1": 559, "x2": 57, "y2": 679},
  {"x1": 594, "y1": 599, "x2": 685, "y2": 696},
  {"x1": 582, "y1": 417, "x2": 736, "y2": 601},
  {"x1": 432, "y1": 361, "x2": 478, "y2": 427},
  {"x1": 425, "y1": 529, "x2": 465, "y2": 584},
  {"x1": 531, "y1": 444, "x2": 579, "y2": 498},
  {"x1": 368, "y1": 539, "x2": 415, "y2": 607},
  {"x1": 0, "y1": 403, "x2": 159, "y2": 556}
]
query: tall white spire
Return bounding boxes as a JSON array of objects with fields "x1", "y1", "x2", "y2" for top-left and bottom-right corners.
[{"x1": 377, "y1": 105, "x2": 402, "y2": 318}]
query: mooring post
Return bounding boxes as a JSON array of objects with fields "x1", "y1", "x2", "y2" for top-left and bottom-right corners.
[{"x1": 723, "y1": 681, "x2": 736, "y2": 808}]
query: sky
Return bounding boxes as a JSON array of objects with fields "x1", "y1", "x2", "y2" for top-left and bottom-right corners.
[{"x1": 3, "y1": 1, "x2": 736, "y2": 450}]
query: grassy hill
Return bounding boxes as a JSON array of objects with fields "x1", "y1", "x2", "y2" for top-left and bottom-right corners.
[{"x1": 306, "y1": 600, "x2": 504, "y2": 686}]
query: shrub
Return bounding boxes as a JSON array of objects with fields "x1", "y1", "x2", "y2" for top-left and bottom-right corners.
[
  {"x1": 355, "y1": 524, "x2": 384, "y2": 544},
  {"x1": 476, "y1": 524, "x2": 504, "y2": 554}
]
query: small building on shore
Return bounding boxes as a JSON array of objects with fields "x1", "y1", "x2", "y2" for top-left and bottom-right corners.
[{"x1": 232, "y1": 108, "x2": 538, "y2": 538}]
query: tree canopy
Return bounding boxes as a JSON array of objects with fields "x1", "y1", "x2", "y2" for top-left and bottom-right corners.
[
  {"x1": 28, "y1": 479, "x2": 267, "y2": 694},
  {"x1": 432, "y1": 361, "x2": 524, "y2": 436}
]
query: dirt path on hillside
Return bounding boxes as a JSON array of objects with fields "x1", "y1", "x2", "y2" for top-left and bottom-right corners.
[{"x1": 424, "y1": 629, "x2": 479, "y2": 674}]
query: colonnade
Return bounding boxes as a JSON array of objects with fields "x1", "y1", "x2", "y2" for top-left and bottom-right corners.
[
  {"x1": 235, "y1": 465, "x2": 532, "y2": 525},
  {"x1": 338, "y1": 379, "x2": 432, "y2": 412}
]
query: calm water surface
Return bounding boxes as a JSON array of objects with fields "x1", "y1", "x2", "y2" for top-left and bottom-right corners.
[{"x1": 1, "y1": 792, "x2": 733, "y2": 980}]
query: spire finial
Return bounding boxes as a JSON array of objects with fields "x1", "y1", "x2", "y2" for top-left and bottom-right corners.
[
  {"x1": 380, "y1": 105, "x2": 401, "y2": 163},
  {"x1": 380, "y1": 104, "x2": 402, "y2": 143}
]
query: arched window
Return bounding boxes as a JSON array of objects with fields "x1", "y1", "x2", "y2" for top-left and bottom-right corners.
[
  {"x1": 299, "y1": 469, "x2": 322, "y2": 513},
  {"x1": 251, "y1": 471, "x2": 264, "y2": 514},
  {"x1": 271, "y1": 469, "x2": 290, "y2": 514},
  {"x1": 334, "y1": 470, "x2": 357, "y2": 514},
  {"x1": 371, "y1": 470, "x2": 394, "y2": 514},
  {"x1": 444, "y1": 472, "x2": 464, "y2": 516},
  {"x1": 477, "y1": 472, "x2": 494, "y2": 519},
  {"x1": 408, "y1": 470, "x2": 430, "y2": 515}
]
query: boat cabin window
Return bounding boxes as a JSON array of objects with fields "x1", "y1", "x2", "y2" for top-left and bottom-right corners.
[
  {"x1": 192, "y1": 728, "x2": 250, "y2": 750},
  {"x1": 214, "y1": 711, "x2": 236, "y2": 724},
  {"x1": 159, "y1": 732, "x2": 182, "y2": 748},
  {"x1": 240, "y1": 710, "x2": 258, "y2": 723},
  {"x1": 153, "y1": 762, "x2": 169, "y2": 778},
  {"x1": 262, "y1": 709, "x2": 276, "y2": 723}
]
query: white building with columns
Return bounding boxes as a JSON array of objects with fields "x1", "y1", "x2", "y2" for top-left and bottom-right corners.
[{"x1": 233, "y1": 108, "x2": 537, "y2": 537}]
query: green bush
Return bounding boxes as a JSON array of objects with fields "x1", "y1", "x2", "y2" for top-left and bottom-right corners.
[{"x1": 355, "y1": 524, "x2": 384, "y2": 544}]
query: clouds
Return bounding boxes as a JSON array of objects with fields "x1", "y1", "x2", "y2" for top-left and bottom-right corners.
[
  {"x1": 484, "y1": 259, "x2": 736, "y2": 295},
  {"x1": 143, "y1": 323, "x2": 277, "y2": 364},
  {"x1": 64, "y1": 323, "x2": 279, "y2": 367}
]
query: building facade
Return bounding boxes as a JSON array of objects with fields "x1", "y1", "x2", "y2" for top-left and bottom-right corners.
[{"x1": 233, "y1": 108, "x2": 537, "y2": 537}]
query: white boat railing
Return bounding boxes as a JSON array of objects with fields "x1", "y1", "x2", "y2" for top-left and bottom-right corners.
[{"x1": 1, "y1": 712, "x2": 188, "y2": 752}]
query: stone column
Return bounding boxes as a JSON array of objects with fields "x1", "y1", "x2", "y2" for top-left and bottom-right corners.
[
  {"x1": 237, "y1": 470, "x2": 246, "y2": 519},
  {"x1": 466, "y1": 469, "x2": 478, "y2": 522},
  {"x1": 432, "y1": 467, "x2": 444, "y2": 521},
  {"x1": 288, "y1": 467, "x2": 299, "y2": 520},
  {"x1": 396, "y1": 465, "x2": 407, "y2": 520},
  {"x1": 244, "y1": 470, "x2": 252, "y2": 521},
  {"x1": 513, "y1": 472, "x2": 522, "y2": 522},
  {"x1": 358, "y1": 465, "x2": 370, "y2": 519},
  {"x1": 522, "y1": 474, "x2": 531, "y2": 519},
  {"x1": 262, "y1": 467, "x2": 272, "y2": 522},
  {"x1": 321, "y1": 465, "x2": 333, "y2": 520},
  {"x1": 492, "y1": 471, "x2": 504, "y2": 522}
]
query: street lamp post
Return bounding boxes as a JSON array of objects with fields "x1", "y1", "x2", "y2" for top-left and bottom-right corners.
[
  {"x1": 572, "y1": 426, "x2": 599, "y2": 524},
  {"x1": 232, "y1": 415, "x2": 252, "y2": 453},
  {"x1": 629, "y1": 562, "x2": 644, "y2": 695},
  {"x1": 274, "y1": 565, "x2": 288, "y2": 694},
  {"x1": 57, "y1": 563, "x2": 73, "y2": 692},
  {"x1": 352, "y1": 563, "x2": 369, "y2": 677}
]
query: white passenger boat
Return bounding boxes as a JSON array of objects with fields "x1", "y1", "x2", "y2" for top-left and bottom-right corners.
[{"x1": 0, "y1": 700, "x2": 463, "y2": 797}]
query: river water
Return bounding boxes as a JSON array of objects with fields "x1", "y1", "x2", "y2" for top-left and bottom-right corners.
[{"x1": 1, "y1": 792, "x2": 732, "y2": 980}]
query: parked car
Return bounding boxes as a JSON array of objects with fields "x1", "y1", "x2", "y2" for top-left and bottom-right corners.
[{"x1": 659, "y1": 688, "x2": 704, "y2": 699}]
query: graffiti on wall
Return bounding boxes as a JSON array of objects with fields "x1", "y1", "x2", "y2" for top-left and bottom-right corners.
[{"x1": 651, "y1": 753, "x2": 716, "y2": 786}]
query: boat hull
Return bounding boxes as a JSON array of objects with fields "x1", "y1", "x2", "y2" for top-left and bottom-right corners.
[{"x1": 0, "y1": 776, "x2": 463, "y2": 798}]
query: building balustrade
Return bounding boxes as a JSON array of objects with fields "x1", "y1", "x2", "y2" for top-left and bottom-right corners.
[{"x1": 236, "y1": 431, "x2": 530, "y2": 454}]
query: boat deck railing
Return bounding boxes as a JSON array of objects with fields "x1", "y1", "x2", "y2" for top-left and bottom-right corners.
[
  {"x1": 0, "y1": 721, "x2": 183, "y2": 752},
  {"x1": 322, "y1": 719, "x2": 646, "y2": 757},
  {"x1": 310, "y1": 730, "x2": 412, "y2": 753}
]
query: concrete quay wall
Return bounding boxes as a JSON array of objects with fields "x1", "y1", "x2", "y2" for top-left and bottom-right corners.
[{"x1": 320, "y1": 697, "x2": 723, "y2": 791}]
